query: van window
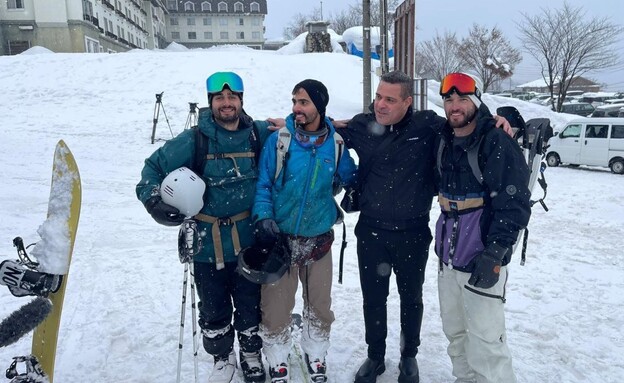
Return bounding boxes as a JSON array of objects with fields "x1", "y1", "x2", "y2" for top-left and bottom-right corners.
[
  {"x1": 585, "y1": 125, "x2": 608, "y2": 138},
  {"x1": 612, "y1": 125, "x2": 624, "y2": 139},
  {"x1": 561, "y1": 124, "x2": 581, "y2": 138}
]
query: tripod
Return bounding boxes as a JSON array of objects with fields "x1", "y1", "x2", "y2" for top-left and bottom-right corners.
[
  {"x1": 185, "y1": 102, "x2": 199, "y2": 130},
  {"x1": 151, "y1": 92, "x2": 174, "y2": 144}
]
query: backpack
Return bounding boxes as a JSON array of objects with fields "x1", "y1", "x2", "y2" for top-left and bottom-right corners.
[{"x1": 435, "y1": 111, "x2": 551, "y2": 265}]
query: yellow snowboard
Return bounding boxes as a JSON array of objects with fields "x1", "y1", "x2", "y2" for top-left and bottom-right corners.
[{"x1": 31, "y1": 140, "x2": 81, "y2": 382}]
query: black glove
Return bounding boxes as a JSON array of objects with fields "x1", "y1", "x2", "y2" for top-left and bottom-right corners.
[
  {"x1": 468, "y1": 243, "x2": 508, "y2": 289},
  {"x1": 145, "y1": 196, "x2": 185, "y2": 226},
  {"x1": 255, "y1": 219, "x2": 280, "y2": 245}
]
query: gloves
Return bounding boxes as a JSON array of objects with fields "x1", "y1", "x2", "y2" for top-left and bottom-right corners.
[
  {"x1": 145, "y1": 196, "x2": 185, "y2": 226},
  {"x1": 255, "y1": 219, "x2": 280, "y2": 245},
  {"x1": 468, "y1": 243, "x2": 509, "y2": 289}
]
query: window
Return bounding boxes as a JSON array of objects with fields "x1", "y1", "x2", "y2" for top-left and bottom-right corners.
[
  {"x1": 239, "y1": 18, "x2": 244, "y2": 26},
  {"x1": 234, "y1": 2, "x2": 243, "y2": 12},
  {"x1": 184, "y1": 1, "x2": 194, "y2": 11},
  {"x1": 236, "y1": 31, "x2": 245, "y2": 39},
  {"x1": 172, "y1": 31, "x2": 180, "y2": 39},
  {"x1": 612, "y1": 126, "x2": 624, "y2": 139},
  {"x1": 188, "y1": 32, "x2": 197, "y2": 39},
  {"x1": 7, "y1": 0, "x2": 25, "y2": 9},
  {"x1": 220, "y1": 31, "x2": 229, "y2": 39},
  {"x1": 218, "y1": 2, "x2": 227, "y2": 12},
  {"x1": 252, "y1": 32, "x2": 261, "y2": 39},
  {"x1": 252, "y1": 18, "x2": 261, "y2": 26},
  {"x1": 219, "y1": 19, "x2": 228, "y2": 26},
  {"x1": 201, "y1": 1, "x2": 211, "y2": 11},
  {"x1": 203, "y1": 17, "x2": 212, "y2": 25},
  {"x1": 204, "y1": 31, "x2": 213, "y2": 39},
  {"x1": 250, "y1": 2, "x2": 260, "y2": 12},
  {"x1": 585, "y1": 125, "x2": 608, "y2": 139},
  {"x1": 187, "y1": 17, "x2": 195, "y2": 25},
  {"x1": 170, "y1": 17, "x2": 178, "y2": 25},
  {"x1": 561, "y1": 124, "x2": 581, "y2": 139},
  {"x1": 167, "y1": 0, "x2": 177, "y2": 10}
]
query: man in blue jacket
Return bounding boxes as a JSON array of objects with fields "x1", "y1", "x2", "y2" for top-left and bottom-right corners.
[
  {"x1": 253, "y1": 79, "x2": 357, "y2": 383},
  {"x1": 137, "y1": 72, "x2": 274, "y2": 383},
  {"x1": 435, "y1": 72, "x2": 531, "y2": 383}
]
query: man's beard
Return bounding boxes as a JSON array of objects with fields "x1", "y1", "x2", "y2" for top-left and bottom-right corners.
[
  {"x1": 449, "y1": 108, "x2": 477, "y2": 130},
  {"x1": 294, "y1": 112, "x2": 316, "y2": 128},
  {"x1": 214, "y1": 107, "x2": 240, "y2": 124}
]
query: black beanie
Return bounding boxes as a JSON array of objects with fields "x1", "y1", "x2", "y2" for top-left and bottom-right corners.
[{"x1": 293, "y1": 79, "x2": 329, "y2": 117}]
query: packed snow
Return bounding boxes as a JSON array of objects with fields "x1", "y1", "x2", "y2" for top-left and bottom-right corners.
[{"x1": 0, "y1": 45, "x2": 623, "y2": 383}]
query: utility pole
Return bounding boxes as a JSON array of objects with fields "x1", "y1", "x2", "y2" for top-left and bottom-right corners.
[
  {"x1": 363, "y1": 0, "x2": 371, "y2": 111},
  {"x1": 320, "y1": 1, "x2": 323, "y2": 20},
  {"x1": 379, "y1": 0, "x2": 389, "y2": 74}
]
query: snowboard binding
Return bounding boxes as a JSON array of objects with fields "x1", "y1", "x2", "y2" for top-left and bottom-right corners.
[
  {"x1": 5, "y1": 355, "x2": 48, "y2": 383},
  {"x1": 0, "y1": 237, "x2": 62, "y2": 298}
]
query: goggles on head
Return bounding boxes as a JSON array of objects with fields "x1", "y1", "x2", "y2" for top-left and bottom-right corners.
[
  {"x1": 206, "y1": 72, "x2": 244, "y2": 94},
  {"x1": 439, "y1": 72, "x2": 480, "y2": 98},
  {"x1": 294, "y1": 126, "x2": 328, "y2": 148}
]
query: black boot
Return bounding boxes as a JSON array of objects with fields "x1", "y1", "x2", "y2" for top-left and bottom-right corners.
[
  {"x1": 354, "y1": 358, "x2": 385, "y2": 383},
  {"x1": 398, "y1": 357, "x2": 419, "y2": 383}
]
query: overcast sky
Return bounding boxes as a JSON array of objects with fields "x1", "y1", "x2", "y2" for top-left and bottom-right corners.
[{"x1": 264, "y1": 0, "x2": 624, "y2": 90}]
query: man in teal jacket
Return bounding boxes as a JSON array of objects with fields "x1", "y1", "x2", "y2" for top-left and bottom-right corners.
[
  {"x1": 253, "y1": 79, "x2": 357, "y2": 383},
  {"x1": 136, "y1": 72, "x2": 273, "y2": 383}
]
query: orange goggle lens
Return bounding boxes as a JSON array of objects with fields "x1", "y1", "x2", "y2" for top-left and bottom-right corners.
[{"x1": 439, "y1": 73, "x2": 477, "y2": 96}]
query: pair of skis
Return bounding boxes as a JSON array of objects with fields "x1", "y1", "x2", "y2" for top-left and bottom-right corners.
[{"x1": 1, "y1": 141, "x2": 81, "y2": 383}]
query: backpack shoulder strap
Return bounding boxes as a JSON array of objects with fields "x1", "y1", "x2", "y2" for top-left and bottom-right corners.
[
  {"x1": 193, "y1": 126, "x2": 208, "y2": 174},
  {"x1": 466, "y1": 136, "x2": 485, "y2": 185},
  {"x1": 333, "y1": 131, "x2": 344, "y2": 172},
  {"x1": 274, "y1": 127, "x2": 291, "y2": 182}
]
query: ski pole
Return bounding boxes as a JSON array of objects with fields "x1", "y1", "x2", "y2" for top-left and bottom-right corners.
[
  {"x1": 176, "y1": 263, "x2": 189, "y2": 383},
  {"x1": 189, "y1": 262, "x2": 199, "y2": 383}
]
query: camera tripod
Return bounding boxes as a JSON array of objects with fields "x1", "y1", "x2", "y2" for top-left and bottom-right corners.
[
  {"x1": 185, "y1": 102, "x2": 199, "y2": 130},
  {"x1": 151, "y1": 92, "x2": 174, "y2": 144}
]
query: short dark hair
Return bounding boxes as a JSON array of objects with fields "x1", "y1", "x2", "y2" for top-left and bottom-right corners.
[{"x1": 380, "y1": 70, "x2": 413, "y2": 100}]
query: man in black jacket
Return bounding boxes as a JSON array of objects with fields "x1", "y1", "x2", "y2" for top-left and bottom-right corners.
[
  {"x1": 435, "y1": 72, "x2": 530, "y2": 383},
  {"x1": 338, "y1": 71, "x2": 444, "y2": 383}
]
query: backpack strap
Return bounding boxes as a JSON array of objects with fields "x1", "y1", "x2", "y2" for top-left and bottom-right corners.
[
  {"x1": 275, "y1": 127, "x2": 292, "y2": 184},
  {"x1": 436, "y1": 135, "x2": 485, "y2": 185},
  {"x1": 193, "y1": 126, "x2": 207, "y2": 174},
  {"x1": 193, "y1": 125, "x2": 260, "y2": 175}
]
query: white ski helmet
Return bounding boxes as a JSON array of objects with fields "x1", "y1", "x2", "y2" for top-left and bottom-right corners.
[{"x1": 160, "y1": 167, "x2": 206, "y2": 217}]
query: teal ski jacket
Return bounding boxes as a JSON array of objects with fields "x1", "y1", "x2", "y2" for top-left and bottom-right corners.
[{"x1": 136, "y1": 107, "x2": 272, "y2": 263}]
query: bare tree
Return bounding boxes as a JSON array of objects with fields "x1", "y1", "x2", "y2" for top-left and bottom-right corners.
[
  {"x1": 283, "y1": 8, "x2": 321, "y2": 40},
  {"x1": 283, "y1": 0, "x2": 401, "y2": 38},
  {"x1": 518, "y1": 2, "x2": 624, "y2": 112},
  {"x1": 417, "y1": 31, "x2": 465, "y2": 81},
  {"x1": 458, "y1": 24, "x2": 522, "y2": 93}
]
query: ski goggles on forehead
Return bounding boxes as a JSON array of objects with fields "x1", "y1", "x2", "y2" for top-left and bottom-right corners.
[
  {"x1": 206, "y1": 72, "x2": 244, "y2": 94},
  {"x1": 439, "y1": 73, "x2": 478, "y2": 96}
]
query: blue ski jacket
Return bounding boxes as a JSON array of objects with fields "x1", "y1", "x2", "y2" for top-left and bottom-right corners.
[{"x1": 253, "y1": 114, "x2": 357, "y2": 237}]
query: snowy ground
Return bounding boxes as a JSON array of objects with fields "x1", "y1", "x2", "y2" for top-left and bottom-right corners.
[{"x1": 0, "y1": 45, "x2": 623, "y2": 382}]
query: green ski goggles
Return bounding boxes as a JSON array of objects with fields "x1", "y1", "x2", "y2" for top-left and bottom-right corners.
[{"x1": 206, "y1": 72, "x2": 244, "y2": 94}]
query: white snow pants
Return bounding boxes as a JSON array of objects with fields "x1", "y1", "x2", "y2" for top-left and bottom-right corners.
[{"x1": 438, "y1": 263, "x2": 517, "y2": 383}]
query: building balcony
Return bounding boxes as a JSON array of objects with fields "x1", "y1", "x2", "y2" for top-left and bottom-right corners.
[{"x1": 102, "y1": 0, "x2": 114, "y2": 10}]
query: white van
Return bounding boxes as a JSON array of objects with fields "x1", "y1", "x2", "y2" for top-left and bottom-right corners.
[{"x1": 546, "y1": 117, "x2": 624, "y2": 174}]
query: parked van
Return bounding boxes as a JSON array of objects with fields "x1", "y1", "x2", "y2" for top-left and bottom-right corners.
[{"x1": 546, "y1": 118, "x2": 624, "y2": 174}]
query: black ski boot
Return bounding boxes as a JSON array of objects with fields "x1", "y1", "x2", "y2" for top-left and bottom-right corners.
[
  {"x1": 239, "y1": 350, "x2": 266, "y2": 383},
  {"x1": 354, "y1": 358, "x2": 385, "y2": 383},
  {"x1": 398, "y1": 357, "x2": 419, "y2": 383}
]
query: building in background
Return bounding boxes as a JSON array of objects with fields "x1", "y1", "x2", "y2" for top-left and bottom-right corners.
[
  {"x1": 165, "y1": 0, "x2": 267, "y2": 49},
  {"x1": 0, "y1": 0, "x2": 267, "y2": 55}
]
